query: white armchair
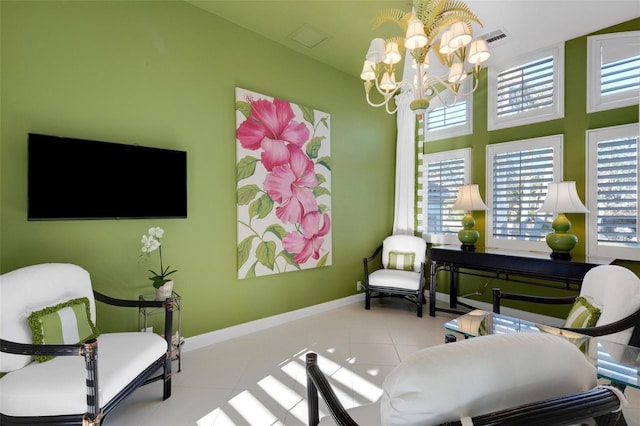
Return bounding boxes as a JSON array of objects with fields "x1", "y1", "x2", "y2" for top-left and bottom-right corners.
[
  {"x1": 363, "y1": 235, "x2": 427, "y2": 317},
  {"x1": 306, "y1": 333, "x2": 625, "y2": 425},
  {"x1": 0, "y1": 263, "x2": 173, "y2": 425}
]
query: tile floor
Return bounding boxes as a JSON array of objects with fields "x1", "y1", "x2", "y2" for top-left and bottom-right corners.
[{"x1": 107, "y1": 299, "x2": 640, "y2": 426}]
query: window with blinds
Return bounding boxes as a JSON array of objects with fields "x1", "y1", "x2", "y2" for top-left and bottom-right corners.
[
  {"x1": 486, "y1": 136, "x2": 563, "y2": 251},
  {"x1": 588, "y1": 31, "x2": 640, "y2": 113},
  {"x1": 496, "y1": 56, "x2": 554, "y2": 117},
  {"x1": 488, "y1": 45, "x2": 564, "y2": 130},
  {"x1": 422, "y1": 148, "x2": 470, "y2": 243},
  {"x1": 587, "y1": 124, "x2": 640, "y2": 260},
  {"x1": 427, "y1": 101, "x2": 467, "y2": 131}
]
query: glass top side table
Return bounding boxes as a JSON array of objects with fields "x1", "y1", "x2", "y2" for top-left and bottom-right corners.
[
  {"x1": 444, "y1": 310, "x2": 640, "y2": 390},
  {"x1": 138, "y1": 291, "x2": 183, "y2": 372}
]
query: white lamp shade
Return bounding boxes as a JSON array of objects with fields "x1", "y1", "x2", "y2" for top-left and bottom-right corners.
[
  {"x1": 366, "y1": 38, "x2": 387, "y2": 63},
  {"x1": 537, "y1": 181, "x2": 589, "y2": 213},
  {"x1": 380, "y1": 71, "x2": 396, "y2": 91},
  {"x1": 383, "y1": 41, "x2": 402, "y2": 65},
  {"x1": 468, "y1": 39, "x2": 490, "y2": 65},
  {"x1": 448, "y1": 22, "x2": 472, "y2": 50},
  {"x1": 405, "y1": 19, "x2": 428, "y2": 49},
  {"x1": 452, "y1": 184, "x2": 488, "y2": 211},
  {"x1": 439, "y1": 30, "x2": 454, "y2": 55},
  {"x1": 360, "y1": 60, "x2": 376, "y2": 81},
  {"x1": 447, "y1": 62, "x2": 468, "y2": 83}
]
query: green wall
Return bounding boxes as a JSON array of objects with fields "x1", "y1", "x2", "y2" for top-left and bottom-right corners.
[
  {"x1": 0, "y1": 1, "x2": 397, "y2": 336},
  {"x1": 425, "y1": 18, "x2": 640, "y2": 315}
]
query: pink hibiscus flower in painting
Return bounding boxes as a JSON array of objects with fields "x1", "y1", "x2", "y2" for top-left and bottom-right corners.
[
  {"x1": 236, "y1": 98, "x2": 310, "y2": 171},
  {"x1": 264, "y1": 145, "x2": 318, "y2": 224},
  {"x1": 283, "y1": 211, "x2": 331, "y2": 264}
]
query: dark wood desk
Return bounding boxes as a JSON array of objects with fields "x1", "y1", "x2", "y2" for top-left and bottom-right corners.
[{"x1": 429, "y1": 245, "x2": 611, "y2": 317}]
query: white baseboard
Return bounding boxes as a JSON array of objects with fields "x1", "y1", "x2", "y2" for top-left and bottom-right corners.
[
  {"x1": 183, "y1": 293, "x2": 366, "y2": 352},
  {"x1": 184, "y1": 291, "x2": 564, "y2": 353},
  {"x1": 434, "y1": 292, "x2": 564, "y2": 327}
]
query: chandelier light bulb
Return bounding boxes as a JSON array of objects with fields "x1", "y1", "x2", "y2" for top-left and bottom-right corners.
[
  {"x1": 439, "y1": 30, "x2": 454, "y2": 55},
  {"x1": 360, "y1": 60, "x2": 376, "y2": 81},
  {"x1": 468, "y1": 39, "x2": 491, "y2": 65},
  {"x1": 447, "y1": 62, "x2": 468, "y2": 83},
  {"x1": 383, "y1": 41, "x2": 402, "y2": 65},
  {"x1": 380, "y1": 71, "x2": 397, "y2": 91},
  {"x1": 405, "y1": 19, "x2": 428, "y2": 49},
  {"x1": 448, "y1": 22, "x2": 473, "y2": 50}
]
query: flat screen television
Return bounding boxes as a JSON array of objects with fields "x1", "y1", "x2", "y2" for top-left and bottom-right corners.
[{"x1": 28, "y1": 133, "x2": 187, "y2": 220}]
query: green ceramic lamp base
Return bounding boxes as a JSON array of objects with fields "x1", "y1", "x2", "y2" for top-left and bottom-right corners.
[
  {"x1": 458, "y1": 212, "x2": 479, "y2": 251},
  {"x1": 546, "y1": 213, "x2": 578, "y2": 260}
]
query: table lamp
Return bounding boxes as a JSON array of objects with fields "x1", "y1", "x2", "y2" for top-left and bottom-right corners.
[
  {"x1": 452, "y1": 184, "x2": 488, "y2": 251},
  {"x1": 537, "y1": 181, "x2": 589, "y2": 260}
]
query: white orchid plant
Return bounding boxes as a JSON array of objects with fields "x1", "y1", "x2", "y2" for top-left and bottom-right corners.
[{"x1": 141, "y1": 227, "x2": 177, "y2": 289}]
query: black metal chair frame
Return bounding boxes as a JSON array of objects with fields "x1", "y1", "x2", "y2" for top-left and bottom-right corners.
[
  {"x1": 363, "y1": 244, "x2": 427, "y2": 317},
  {"x1": 305, "y1": 352, "x2": 623, "y2": 426},
  {"x1": 0, "y1": 290, "x2": 174, "y2": 426},
  {"x1": 492, "y1": 288, "x2": 640, "y2": 347}
]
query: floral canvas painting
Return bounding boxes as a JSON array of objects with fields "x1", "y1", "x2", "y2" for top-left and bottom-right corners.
[{"x1": 235, "y1": 87, "x2": 332, "y2": 279}]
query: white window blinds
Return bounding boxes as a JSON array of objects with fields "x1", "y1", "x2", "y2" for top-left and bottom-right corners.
[
  {"x1": 486, "y1": 135, "x2": 563, "y2": 251},
  {"x1": 422, "y1": 148, "x2": 471, "y2": 243},
  {"x1": 426, "y1": 101, "x2": 467, "y2": 132},
  {"x1": 595, "y1": 135, "x2": 638, "y2": 243},
  {"x1": 496, "y1": 56, "x2": 554, "y2": 117}
]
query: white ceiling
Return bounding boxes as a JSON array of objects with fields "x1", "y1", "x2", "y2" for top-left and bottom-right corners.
[{"x1": 187, "y1": 1, "x2": 640, "y2": 77}]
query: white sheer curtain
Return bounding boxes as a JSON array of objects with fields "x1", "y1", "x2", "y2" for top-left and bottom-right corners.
[{"x1": 392, "y1": 90, "x2": 416, "y2": 235}]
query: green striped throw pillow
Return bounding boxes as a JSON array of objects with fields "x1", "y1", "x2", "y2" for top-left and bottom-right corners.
[
  {"x1": 28, "y1": 297, "x2": 100, "y2": 362},
  {"x1": 563, "y1": 296, "x2": 601, "y2": 329},
  {"x1": 388, "y1": 251, "x2": 415, "y2": 271}
]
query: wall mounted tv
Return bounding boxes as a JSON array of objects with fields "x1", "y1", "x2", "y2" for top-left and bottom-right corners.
[{"x1": 28, "y1": 133, "x2": 187, "y2": 220}]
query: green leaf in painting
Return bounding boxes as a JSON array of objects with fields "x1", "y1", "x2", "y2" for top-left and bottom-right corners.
[
  {"x1": 237, "y1": 184, "x2": 261, "y2": 205},
  {"x1": 238, "y1": 235, "x2": 256, "y2": 268},
  {"x1": 318, "y1": 204, "x2": 329, "y2": 214},
  {"x1": 300, "y1": 105, "x2": 315, "y2": 125},
  {"x1": 319, "y1": 116, "x2": 329, "y2": 128},
  {"x1": 306, "y1": 136, "x2": 325, "y2": 159},
  {"x1": 316, "y1": 173, "x2": 326, "y2": 185},
  {"x1": 237, "y1": 156, "x2": 259, "y2": 182},
  {"x1": 317, "y1": 156, "x2": 331, "y2": 170},
  {"x1": 256, "y1": 240, "x2": 276, "y2": 270},
  {"x1": 280, "y1": 250, "x2": 301, "y2": 269},
  {"x1": 313, "y1": 186, "x2": 331, "y2": 198},
  {"x1": 236, "y1": 100, "x2": 252, "y2": 118},
  {"x1": 245, "y1": 261, "x2": 257, "y2": 279},
  {"x1": 265, "y1": 224, "x2": 287, "y2": 240},
  {"x1": 317, "y1": 252, "x2": 330, "y2": 267},
  {"x1": 248, "y1": 193, "x2": 274, "y2": 219}
]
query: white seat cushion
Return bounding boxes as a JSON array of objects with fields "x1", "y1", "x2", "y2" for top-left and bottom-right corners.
[
  {"x1": 368, "y1": 269, "x2": 421, "y2": 291},
  {"x1": 0, "y1": 332, "x2": 167, "y2": 417},
  {"x1": 380, "y1": 333, "x2": 596, "y2": 425}
]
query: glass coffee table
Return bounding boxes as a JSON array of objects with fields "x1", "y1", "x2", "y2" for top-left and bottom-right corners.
[{"x1": 444, "y1": 310, "x2": 640, "y2": 390}]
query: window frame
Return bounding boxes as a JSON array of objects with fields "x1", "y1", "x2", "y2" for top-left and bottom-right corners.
[
  {"x1": 421, "y1": 148, "x2": 472, "y2": 245},
  {"x1": 488, "y1": 44, "x2": 565, "y2": 131},
  {"x1": 424, "y1": 80, "x2": 473, "y2": 142},
  {"x1": 485, "y1": 135, "x2": 564, "y2": 251},
  {"x1": 586, "y1": 123, "x2": 640, "y2": 261},
  {"x1": 587, "y1": 31, "x2": 640, "y2": 113}
]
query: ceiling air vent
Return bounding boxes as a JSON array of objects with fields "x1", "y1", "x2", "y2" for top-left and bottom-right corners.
[{"x1": 479, "y1": 28, "x2": 510, "y2": 47}]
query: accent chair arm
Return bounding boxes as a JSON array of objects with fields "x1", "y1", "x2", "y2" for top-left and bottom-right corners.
[
  {"x1": 94, "y1": 290, "x2": 168, "y2": 308},
  {"x1": 363, "y1": 244, "x2": 383, "y2": 278},
  {"x1": 0, "y1": 338, "x2": 86, "y2": 357},
  {"x1": 492, "y1": 288, "x2": 576, "y2": 314},
  {"x1": 306, "y1": 353, "x2": 358, "y2": 426},
  {"x1": 563, "y1": 308, "x2": 640, "y2": 346}
]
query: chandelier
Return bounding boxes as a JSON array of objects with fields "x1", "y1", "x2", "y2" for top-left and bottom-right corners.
[{"x1": 360, "y1": 0, "x2": 491, "y2": 115}]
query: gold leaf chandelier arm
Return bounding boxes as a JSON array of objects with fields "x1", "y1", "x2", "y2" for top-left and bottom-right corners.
[{"x1": 371, "y1": 8, "x2": 413, "y2": 31}]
